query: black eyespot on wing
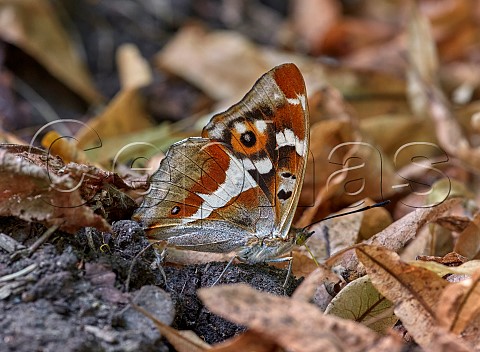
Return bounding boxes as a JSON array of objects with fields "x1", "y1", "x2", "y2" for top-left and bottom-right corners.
[
  {"x1": 281, "y1": 172, "x2": 292, "y2": 178},
  {"x1": 171, "y1": 206, "x2": 180, "y2": 215},
  {"x1": 240, "y1": 131, "x2": 256, "y2": 147},
  {"x1": 277, "y1": 189, "x2": 292, "y2": 201}
]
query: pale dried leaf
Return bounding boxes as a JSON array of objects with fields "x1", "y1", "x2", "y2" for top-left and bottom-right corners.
[
  {"x1": 199, "y1": 284, "x2": 402, "y2": 352},
  {"x1": 116, "y1": 43, "x2": 153, "y2": 90},
  {"x1": 407, "y1": 2, "x2": 439, "y2": 117},
  {"x1": 320, "y1": 211, "x2": 363, "y2": 254},
  {"x1": 333, "y1": 198, "x2": 461, "y2": 280},
  {"x1": 292, "y1": 266, "x2": 339, "y2": 303}
]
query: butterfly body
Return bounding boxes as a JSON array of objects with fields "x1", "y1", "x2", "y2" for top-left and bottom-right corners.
[{"x1": 133, "y1": 63, "x2": 310, "y2": 264}]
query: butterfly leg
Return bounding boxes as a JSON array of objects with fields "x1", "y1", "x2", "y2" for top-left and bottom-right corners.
[
  {"x1": 265, "y1": 255, "x2": 293, "y2": 288},
  {"x1": 151, "y1": 242, "x2": 168, "y2": 284},
  {"x1": 212, "y1": 255, "x2": 238, "y2": 287}
]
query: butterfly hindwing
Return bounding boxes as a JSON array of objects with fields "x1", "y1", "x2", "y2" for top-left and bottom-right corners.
[{"x1": 202, "y1": 63, "x2": 309, "y2": 238}]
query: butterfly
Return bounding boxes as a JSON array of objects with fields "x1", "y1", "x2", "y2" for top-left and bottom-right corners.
[{"x1": 133, "y1": 63, "x2": 313, "y2": 268}]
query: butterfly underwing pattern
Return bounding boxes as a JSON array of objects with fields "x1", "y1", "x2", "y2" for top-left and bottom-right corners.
[{"x1": 133, "y1": 63, "x2": 312, "y2": 264}]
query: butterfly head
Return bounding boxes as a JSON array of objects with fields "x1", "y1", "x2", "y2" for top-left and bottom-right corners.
[{"x1": 293, "y1": 228, "x2": 315, "y2": 246}]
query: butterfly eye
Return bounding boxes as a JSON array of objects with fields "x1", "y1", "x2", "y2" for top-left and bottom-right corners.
[
  {"x1": 240, "y1": 131, "x2": 256, "y2": 147},
  {"x1": 171, "y1": 206, "x2": 181, "y2": 215}
]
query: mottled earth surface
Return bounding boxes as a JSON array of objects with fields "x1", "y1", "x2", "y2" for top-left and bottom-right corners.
[{"x1": 0, "y1": 218, "x2": 300, "y2": 351}]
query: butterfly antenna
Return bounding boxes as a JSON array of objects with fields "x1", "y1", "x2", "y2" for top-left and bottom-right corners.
[{"x1": 302, "y1": 200, "x2": 390, "y2": 232}]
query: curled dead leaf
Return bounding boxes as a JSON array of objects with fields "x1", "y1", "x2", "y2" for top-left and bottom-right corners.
[
  {"x1": 454, "y1": 211, "x2": 480, "y2": 259},
  {"x1": 437, "y1": 269, "x2": 480, "y2": 335},
  {"x1": 0, "y1": 144, "x2": 139, "y2": 233},
  {"x1": 333, "y1": 198, "x2": 461, "y2": 281},
  {"x1": 0, "y1": 145, "x2": 110, "y2": 233},
  {"x1": 411, "y1": 259, "x2": 480, "y2": 278}
]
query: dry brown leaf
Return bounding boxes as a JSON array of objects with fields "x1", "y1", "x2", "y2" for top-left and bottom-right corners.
[
  {"x1": 359, "y1": 115, "x2": 436, "y2": 166},
  {"x1": 342, "y1": 35, "x2": 405, "y2": 76},
  {"x1": 416, "y1": 251, "x2": 469, "y2": 266},
  {"x1": 0, "y1": 145, "x2": 110, "y2": 233},
  {"x1": 156, "y1": 24, "x2": 405, "y2": 116},
  {"x1": 290, "y1": 0, "x2": 340, "y2": 53},
  {"x1": 424, "y1": 85, "x2": 480, "y2": 169},
  {"x1": 435, "y1": 215, "x2": 471, "y2": 233},
  {"x1": 0, "y1": 0, "x2": 101, "y2": 104},
  {"x1": 41, "y1": 130, "x2": 88, "y2": 164},
  {"x1": 76, "y1": 89, "x2": 153, "y2": 149},
  {"x1": 156, "y1": 25, "x2": 270, "y2": 103},
  {"x1": 133, "y1": 304, "x2": 210, "y2": 352},
  {"x1": 437, "y1": 269, "x2": 480, "y2": 335},
  {"x1": 321, "y1": 18, "x2": 396, "y2": 57},
  {"x1": 355, "y1": 245, "x2": 471, "y2": 350},
  {"x1": 289, "y1": 251, "x2": 318, "y2": 277},
  {"x1": 199, "y1": 283, "x2": 402, "y2": 352},
  {"x1": 454, "y1": 211, "x2": 480, "y2": 259},
  {"x1": 359, "y1": 198, "x2": 393, "y2": 240}
]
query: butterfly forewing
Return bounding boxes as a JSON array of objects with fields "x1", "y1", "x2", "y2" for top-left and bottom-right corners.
[{"x1": 202, "y1": 63, "x2": 309, "y2": 238}]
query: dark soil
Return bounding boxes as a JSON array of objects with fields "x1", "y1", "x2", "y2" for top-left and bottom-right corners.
[{"x1": 0, "y1": 218, "x2": 301, "y2": 351}]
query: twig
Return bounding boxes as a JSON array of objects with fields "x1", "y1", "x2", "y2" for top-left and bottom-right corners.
[
  {"x1": 0, "y1": 263, "x2": 38, "y2": 283},
  {"x1": 10, "y1": 224, "x2": 59, "y2": 260},
  {"x1": 0, "y1": 233, "x2": 26, "y2": 253}
]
